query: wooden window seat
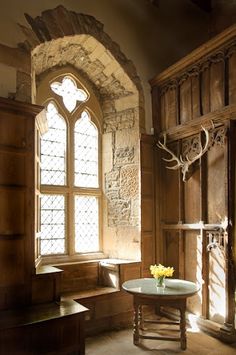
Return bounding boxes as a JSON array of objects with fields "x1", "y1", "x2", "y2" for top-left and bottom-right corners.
[{"x1": 52, "y1": 259, "x2": 142, "y2": 335}]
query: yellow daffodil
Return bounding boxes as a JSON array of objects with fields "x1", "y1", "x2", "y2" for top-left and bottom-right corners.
[{"x1": 150, "y1": 264, "x2": 174, "y2": 279}]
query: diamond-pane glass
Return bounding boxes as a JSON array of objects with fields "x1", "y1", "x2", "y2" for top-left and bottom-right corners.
[
  {"x1": 74, "y1": 111, "x2": 98, "y2": 187},
  {"x1": 40, "y1": 194, "x2": 65, "y2": 255},
  {"x1": 41, "y1": 102, "x2": 66, "y2": 185},
  {"x1": 50, "y1": 76, "x2": 88, "y2": 112},
  {"x1": 75, "y1": 196, "x2": 99, "y2": 253}
]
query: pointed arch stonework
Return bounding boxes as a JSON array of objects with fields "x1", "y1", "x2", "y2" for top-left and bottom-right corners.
[{"x1": 23, "y1": 5, "x2": 144, "y2": 260}]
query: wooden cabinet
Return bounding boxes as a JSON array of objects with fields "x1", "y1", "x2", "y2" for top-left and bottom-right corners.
[
  {"x1": 0, "y1": 300, "x2": 88, "y2": 355},
  {"x1": 0, "y1": 97, "x2": 89, "y2": 354},
  {"x1": 0, "y1": 97, "x2": 46, "y2": 310}
]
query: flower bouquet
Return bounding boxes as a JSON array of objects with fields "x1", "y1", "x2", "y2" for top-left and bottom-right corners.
[{"x1": 150, "y1": 264, "x2": 174, "y2": 288}]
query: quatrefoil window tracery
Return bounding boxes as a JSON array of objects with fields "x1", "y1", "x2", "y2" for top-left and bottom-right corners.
[{"x1": 50, "y1": 76, "x2": 88, "y2": 112}]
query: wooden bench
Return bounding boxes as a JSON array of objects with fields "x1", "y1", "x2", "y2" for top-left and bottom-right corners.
[{"x1": 0, "y1": 300, "x2": 88, "y2": 355}]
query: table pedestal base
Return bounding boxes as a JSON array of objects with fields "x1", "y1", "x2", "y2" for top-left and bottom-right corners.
[{"x1": 133, "y1": 296, "x2": 187, "y2": 350}]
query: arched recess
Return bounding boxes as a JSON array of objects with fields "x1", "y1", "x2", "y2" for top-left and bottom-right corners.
[{"x1": 25, "y1": 5, "x2": 144, "y2": 260}]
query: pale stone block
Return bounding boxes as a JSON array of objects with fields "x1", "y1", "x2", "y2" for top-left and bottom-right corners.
[
  {"x1": 115, "y1": 126, "x2": 139, "y2": 148},
  {"x1": 98, "y1": 51, "x2": 112, "y2": 66},
  {"x1": 120, "y1": 165, "x2": 139, "y2": 199},
  {"x1": 102, "y1": 224, "x2": 118, "y2": 257},
  {"x1": 116, "y1": 226, "x2": 141, "y2": 260},
  {"x1": 102, "y1": 133, "x2": 113, "y2": 173},
  {"x1": 114, "y1": 147, "x2": 134, "y2": 167},
  {"x1": 107, "y1": 199, "x2": 131, "y2": 227},
  {"x1": 103, "y1": 108, "x2": 135, "y2": 133},
  {"x1": 114, "y1": 95, "x2": 139, "y2": 111},
  {"x1": 83, "y1": 36, "x2": 100, "y2": 53},
  {"x1": 105, "y1": 170, "x2": 120, "y2": 190},
  {"x1": 89, "y1": 43, "x2": 106, "y2": 61},
  {"x1": 103, "y1": 60, "x2": 120, "y2": 77}
]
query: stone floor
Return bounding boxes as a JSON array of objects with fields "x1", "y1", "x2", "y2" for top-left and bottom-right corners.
[{"x1": 86, "y1": 326, "x2": 236, "y2": 355}]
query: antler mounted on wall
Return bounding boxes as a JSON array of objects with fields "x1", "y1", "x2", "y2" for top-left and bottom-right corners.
[{"x1": 157, "y1": 126, "x2": 210, "y2": 182}]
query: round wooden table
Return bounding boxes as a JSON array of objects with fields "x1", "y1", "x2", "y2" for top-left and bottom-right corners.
[{"x1": 122, "y1": 278, "x2": 199, "y2": 350}]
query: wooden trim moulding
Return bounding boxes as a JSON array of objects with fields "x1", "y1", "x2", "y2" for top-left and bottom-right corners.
[
  {"x1": 0, "y1": 96, "x2": 43, "y2": 116},
  {"x1": 158, "y1": 104, "x2": 236, "y2": 141},
  {"x1": 150, "y1": 24, "x2": 236, "y2": 87}
]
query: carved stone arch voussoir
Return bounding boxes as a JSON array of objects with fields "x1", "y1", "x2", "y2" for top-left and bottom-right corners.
[{"x1": 21, "y1": 5, "x2": 144, "y2": 115}]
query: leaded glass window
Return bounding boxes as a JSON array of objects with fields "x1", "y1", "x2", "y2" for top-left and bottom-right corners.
[
  {"x1": 75, "y1": 196, "x2": 99, "y2": 253},
  {"x1": 40, "y1": 194, "x2": 65, "y2": 255},
  {"x1": 74, "y1": 111, "x2": 98, "y2": 188},
  {"x1": 50, "y1": 76, "x2": 88, "y2": 112},
  {"x1": 39, "y1": 73, "x2": 101, "y2": 258},
  {"x1": 41, "y1": 102, "x2": 66, "y2": 185}
]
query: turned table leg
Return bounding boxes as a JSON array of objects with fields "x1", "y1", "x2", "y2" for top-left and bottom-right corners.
[
  {"x1": 179, "y1": 300, "x2": 187, "y2": 350},
  {"x1": 133, "y1": 300, "x2": 140, "y2": 345}
]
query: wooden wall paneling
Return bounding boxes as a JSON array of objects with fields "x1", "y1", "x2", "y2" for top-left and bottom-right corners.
[
  {"x1": 209, "y1": 57, "x2": 225, "y2": 112},
  {"x1": 184, "y1": 171, "x2": 201, "y2": 223},
  {"x1": 150, "y1": 27, "x2": 236, "y2": 338},
  {"x1": 224, "y1": 120, "x2": 236, "y2": 329},
  {"x1": 160, "y1": 92, "x2": 166, "y2": 131},
  {"x1": 192, "y1": 73, "x2": 201, "y2": 119},
  {"x1": 182, "y1": 133, "x2": 201, "y2": 223},
  {"x1": 160, "y1": 141, "x2": 180, "y2": 224},
  {"x1": 184, "y1": 230, "x2": 202, "y2": 315},
  {"x1": 178, "y1": 230, "x2": 185, "y2": 279},
  {"x1": 201, "y1": 66, "x2": 211, "y2": 115},
  {"x1": 207, "y1": 128, "x2": 226, "y2": 224},
  {"x1": 57, "y1": 261, "x2": 100, "y2": 293},
  {"x1": 165, "y1": 86, "x2": 177, "y2": 129},
  {"x1": 163, "y1": 230, "x2": 180, "y2": 278},
  {"x1": 0, "y1": 239, "x2": 25, "y2": 286},
  {"x1": 208, "y1": 244, "x2": 226, "y2": 324},
  {"x1": 0, "y1": 152, "x2": 25, "y2": 185},
  {"x1": 179, "y1": 76, "x2": 192, "y2": 124},
  {"x1": 201, "y1": 229, "x2": 209, "y2": 319},
  {"x1": 228, "y1": 49, "x2": 236, "y2": 104},
  {"x1": 119, "y1": 262, "x2": 141, "y2": 284},
  {"x1": 140, "y1": 134, "x2": 156, "y2": 276},
  {"x1": 151, "y1": 85, "x2": 160, "y2": 134}
]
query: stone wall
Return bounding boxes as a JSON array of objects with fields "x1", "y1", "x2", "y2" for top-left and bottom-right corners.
[{"x1": 30, "y1": 7, "x2": 143, "y2": 261}]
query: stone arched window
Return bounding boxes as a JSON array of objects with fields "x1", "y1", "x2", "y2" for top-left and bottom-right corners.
[
  {"x1": 30, "y1": 6, "x2": 143, "y2": 261},
  {"x1": 37, "y1": 70, "x2": 102, "y2": 261}
]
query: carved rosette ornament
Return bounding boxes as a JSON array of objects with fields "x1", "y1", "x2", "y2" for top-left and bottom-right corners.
[{"x1": 209, "y1": 126, "x2": 227, "y2": 148}]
